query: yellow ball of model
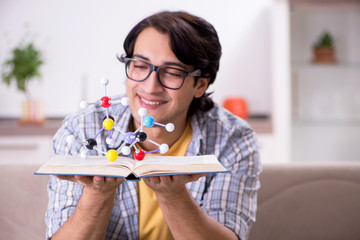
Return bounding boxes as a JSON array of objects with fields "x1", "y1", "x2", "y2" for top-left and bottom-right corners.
[
  {"x1": 103, "y1": 118, "x2": 114, "y2": 130},
  {"x1": 106, "y1": 149, "x2": 118, "y2": 162}
]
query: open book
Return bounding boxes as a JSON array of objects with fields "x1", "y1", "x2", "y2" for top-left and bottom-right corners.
[{"x1": 35, "y1": 154, "x2": 228, "y2": 181}]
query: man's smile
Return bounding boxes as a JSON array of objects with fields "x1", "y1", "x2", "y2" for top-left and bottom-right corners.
[{"x1": 139, "y1": 96, "x2": 163, "y2": 105}]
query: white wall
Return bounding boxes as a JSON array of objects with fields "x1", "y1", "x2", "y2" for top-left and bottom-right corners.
[{"x1": 0, "y1": 0, "x2": 272, "y2": 118}]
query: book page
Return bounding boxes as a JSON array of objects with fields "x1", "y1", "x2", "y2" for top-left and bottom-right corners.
[
  {"x1": 133, "y1": 155, "x2": 227, "y2": 177},
  {"x1": 134, "y1": 155, "x2": 220, "y2": 167},
  {"x1": 35, "y1": 155, "x2": 136, "y2": 177}
]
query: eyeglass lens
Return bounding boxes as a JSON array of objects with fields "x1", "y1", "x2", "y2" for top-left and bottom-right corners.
[{"x1": 126, "y1": 59, "x2": 185, "y2": 89}]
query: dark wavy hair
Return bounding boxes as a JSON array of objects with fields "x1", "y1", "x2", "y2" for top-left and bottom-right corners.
[{"x1": 122, "y1": 11, "x2": 222, "y2": 115}]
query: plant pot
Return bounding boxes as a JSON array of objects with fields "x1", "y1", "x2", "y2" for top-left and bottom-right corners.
[
  {"x1": 223, "y1": 97, "x2": 248, "y2": 119},
  {"x1": 312, "y1": 47, "x2": 337, "y2": 63},
  {"x1": 19, "y1": 100, "x2": 45, "y2": 125}
]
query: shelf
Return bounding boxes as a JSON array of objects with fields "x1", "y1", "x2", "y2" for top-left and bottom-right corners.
[
  {"x1": 0, "y1": 117, "x2": 273, "y2": 136},
  {"x1": 0, "y1": 118, "x2": 62, "y2": 136},
  {"x1": 291, "y1": 62, "x2": 360, "y2": 69},
  {"x1": 292, "y1": 118, "x2": 360, "y2": 125},
  {"x1": 247, "y1": 117, "x2": 273, "y2": 134},
  {"x1": 290, "y1": 0, "x2": 360, "y2": 9}
]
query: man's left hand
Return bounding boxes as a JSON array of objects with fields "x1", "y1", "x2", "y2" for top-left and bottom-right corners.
[{"x1": 143, "y1": 174, "x2": 207, "y2": 196}]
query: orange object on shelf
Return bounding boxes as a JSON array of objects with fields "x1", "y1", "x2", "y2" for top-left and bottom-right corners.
[{"x1": 223, "y1": 97, "x2": 248, "y2": 119}]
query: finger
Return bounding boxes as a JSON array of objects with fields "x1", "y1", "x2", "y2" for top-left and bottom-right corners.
[
  {"x1": 143, "y1": 177, "x2": 150, "y2": 184},
  {"x1": 55, "y1": 175, "x2": 76, "y2": 182},
  {"x1": 159, "y1": 175, "x2": 172, "y2": 183},
  {"x1": 148, "y1": 176, "x2": 160, "y2": 184},
  {"x1": 93, "y1": 176, "x2": 105, "y2": 183},
  {"x1": 104, "y1": 177, "x2": 116, "y2": 183},
  {"x1": 75, "y1": 175, "x2": 95, "y2": 185},
  {"x1": 172, "y1": 173, "x2": 207, "y2": 183},
  {"x1": 108, "y1": 177, "x2": 124, "y2": 184},
  {"x1": 115, "y1": 177, "x2": 125, "y2": 184},
  {"x1": 191, "y1": 173, "x2": 208, "y2": 181},
  {"x1": 94, "y1": 176, "x2": 123, "y2": 184}
]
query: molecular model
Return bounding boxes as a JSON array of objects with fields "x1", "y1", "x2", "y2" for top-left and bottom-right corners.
[{"x1": 66, "y1": 78, "x2": 175, "y2": 162}]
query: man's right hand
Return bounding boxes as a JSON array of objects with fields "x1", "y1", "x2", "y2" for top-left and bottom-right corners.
[{"x1": 55, "y1": 175, "x2": 124, "y2": 194}]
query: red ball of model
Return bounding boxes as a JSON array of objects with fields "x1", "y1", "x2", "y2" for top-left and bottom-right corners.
[
  {"x1": 101, "y1": 96, "x2": 111, "y2": 108},
  {"x1": 134, "y1": 149, "x2": 145, "y2": 161}
]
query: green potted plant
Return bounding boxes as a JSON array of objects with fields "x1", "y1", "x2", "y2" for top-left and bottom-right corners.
[
  {"x1": 312, "y1": 31, "x2": 337, "y2": 63},
  {"x1": 2, "y1": 42, "x2": 45, "y2": 124}
]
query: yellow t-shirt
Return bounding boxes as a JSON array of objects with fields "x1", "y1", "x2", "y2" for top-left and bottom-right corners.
[{"x1": 137, "y1": 120, "x2": 192, "y2": 240}]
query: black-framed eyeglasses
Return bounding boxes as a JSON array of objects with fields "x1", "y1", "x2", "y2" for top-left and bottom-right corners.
[{"x1": 118, "y1": 57, "x2": 201, "y2": 90}]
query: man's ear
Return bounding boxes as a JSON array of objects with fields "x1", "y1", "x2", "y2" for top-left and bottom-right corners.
[{"x1": 194, "y1": 76, "x2": 211, "y2": 98}]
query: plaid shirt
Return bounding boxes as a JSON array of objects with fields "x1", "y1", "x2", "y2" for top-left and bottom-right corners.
[{"x1": 45, "y1": 95, "x2": 261, "y2": 240}]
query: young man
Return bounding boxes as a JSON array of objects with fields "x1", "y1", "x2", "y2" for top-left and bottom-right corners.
[{"x1": 46, "y1": 11, "x2": 261, "y2": 240}]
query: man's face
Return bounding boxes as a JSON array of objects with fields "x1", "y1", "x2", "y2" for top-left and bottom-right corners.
[{"x1": 126, "y1": 27, "x2": 208, "y2": 129}]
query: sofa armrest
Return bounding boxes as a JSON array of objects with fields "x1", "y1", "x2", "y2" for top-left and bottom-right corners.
[
  {"x1": 249, "y1": 163, "x2": 360, "y2": 240},
  {"x1": 0, "y1": 164, "x2": 50, "y2": 239}
]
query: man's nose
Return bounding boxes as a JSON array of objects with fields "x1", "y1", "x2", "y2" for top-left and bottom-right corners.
[{"x1": 142, "y1": 70, "x2": 163, "y2": 92}]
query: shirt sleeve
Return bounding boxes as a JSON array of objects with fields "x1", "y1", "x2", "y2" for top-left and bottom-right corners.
[
  {"x1": 44, "y1": 115, "x2": 85, "y2": 239},
  {"x1": 201, "y1": 126, "x2": 261, "y2": 240}
]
